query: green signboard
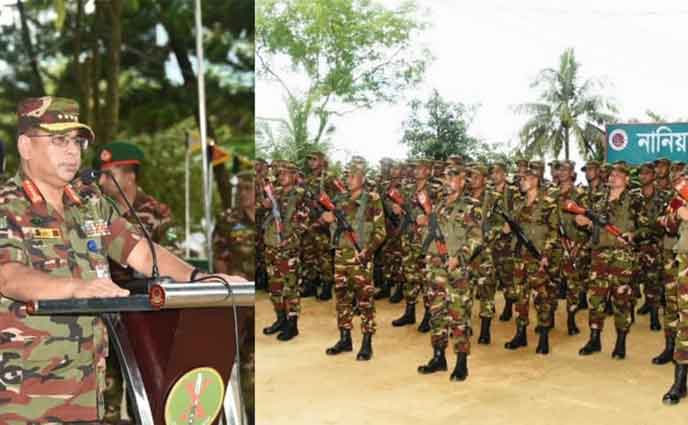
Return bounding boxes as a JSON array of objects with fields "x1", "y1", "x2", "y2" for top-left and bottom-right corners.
[{"x1": 606, "y1": 123, "x2": 688, "y2": 165}]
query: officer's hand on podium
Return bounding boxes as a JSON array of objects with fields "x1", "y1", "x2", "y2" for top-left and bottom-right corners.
[
  {"x1": 72, "y1": 278, "x2": 130, "y2": 298},
  {"x1": 196, "y1": 273, "x2": 248, "y2": 284}
]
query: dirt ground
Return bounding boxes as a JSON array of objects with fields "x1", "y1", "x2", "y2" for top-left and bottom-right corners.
[{"x1": 256, "y1": 292, "x2": 687, "y2": 425}]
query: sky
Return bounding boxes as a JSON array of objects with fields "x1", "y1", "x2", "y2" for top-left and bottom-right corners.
[{"x1": 256, "y1": 0, "x2": 688, "y2": 173}]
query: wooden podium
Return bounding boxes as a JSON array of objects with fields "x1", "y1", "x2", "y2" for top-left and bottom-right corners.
[{"x1": 29, "y1": 280, "x2": 254, "y2": 425}]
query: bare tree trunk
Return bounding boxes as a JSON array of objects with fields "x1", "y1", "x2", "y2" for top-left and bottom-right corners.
[
  {"x1": 91, "y1": 5, "x2": 103, "y2": 143},
  {"x1": 72, "y1": 0, "x2": 92, "y2": 124},
  {"x1": 17, "y1": 0, "x2": 45, "y2": 94},
  {"x1": 564, "y1": 126, "x2": 570, "y2": 160}
]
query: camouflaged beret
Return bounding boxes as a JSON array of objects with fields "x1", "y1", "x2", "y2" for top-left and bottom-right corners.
[
  {"x1": 581, "y1": 160, "x2": 600, "y2": 171},
  {"x1": 490, "y1": 161, "x2": 507, "y2": 172},
  {"x1": 654, "y1": 157, "x2": 672, "y2": 165},
  {"x1": 17, "y1": 96, "x2": 95, "y2": 141},
  {"x1": 548, "y1": 160, "x2": 561, "y2": 169},
  {"x1": 447, "y1": 155, "x2": 464, "y2": 165},
  {"x1": 638, "y1": 162, "x2": 655, "y2": 173},
  {"x1": 347, "y1": 155, "x2": 368, "y2": 174},
  {"x1": 515, "y1": 159, "x2": 529, "y2": 166},
  {"x1": 610, "y1": 161, "x2": 630, "y2": 176},
  {"x1": 467, "y1": 164, "x2": 488, "y2": 177},
  {"x1": 529, "y1": 160, "x2": 545, "y2": 172},
  {"x1": 559, "y1": 160, "x2": 575, "y2": 171},
  {"x1": 445, "y1": 164, "x2": 465, "y2": 176},
  {"x1": 94, "y1": 141, "x2": 144, "y2": 170},
  {"x1": 306, "y1": 150, "x2": 327, "y2": 160}
]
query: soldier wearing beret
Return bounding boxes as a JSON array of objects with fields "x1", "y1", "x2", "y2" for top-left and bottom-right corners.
[
  {"x1": 324, "y1": 156, "x2": 386, "y2": 360},
  {"x1": 301, "y1": 150, "x2": 338, "y2": 300},
  {"x1": 261, "y1": 161, "x2": 309, "y2": 341},
  {"x1": 575, "y1": 162, "x2": 643, "y2": 359},
  {"x1": 465, "y1": 164, "x2": 498, "y2": 344},
  {"x1": 504, "y1": 163, "x2": 559, "y2": 354},
  {"x1": 655, "y1": 157, "x2": 672, "y2": 191},
  {"x1": 255, "y1": 159, "x2": 269, "y2": 291},
  {"x1": 375, "y1": 159, "x2": 405, "y2": 302},
  {"x1": 391, "y1": 159, "x2": 435, "y2": 331},
  {"x1": 489, "y1": 161, "x2": 519, "y2": 322},
  {"x1": 0, "y1": 97, "x2": 245, "y2": 424}
]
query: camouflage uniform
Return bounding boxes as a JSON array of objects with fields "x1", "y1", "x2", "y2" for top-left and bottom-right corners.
[
  {"x1": 301, "y1": 155, "x2": 338, "y2": 298},
  {"x1": 265, "y1": 190, "x2": 307, "y2": 313},
  {"x1": 378, "y1": 169, "x2": 405, "y2": 299},
  {"x1": 331, "y1": 175, "x2": 386, "y2": 335},
  {"x1": 467, "y1": 185, "x2": 497, "y2": 322},
  {"x1": 0, "y1": 172, "x2": 141, "y2": 424},
  {"x1": 674, "y1": 219, "x2": 688, "y2": 363},
  {"x1": 558, "y1": 181, "x2": 589, "y2": 314},
  {"x1": 488, "y1": 172, "x2": 518, "y2": 311},
  {"x1": 512, "y1": 186, "x2": 559, "y2": 330},
  {"x1": 255, "y1": 160, "x2": 269, "y2": 291}
]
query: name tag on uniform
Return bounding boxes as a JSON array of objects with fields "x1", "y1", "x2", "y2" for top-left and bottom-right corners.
[
  {"x1": 23, "y1": 227, "x2": 62, "y2": 239},
  {"x1": 82, "y1": 219, "x2": 110, "y2": 237}
]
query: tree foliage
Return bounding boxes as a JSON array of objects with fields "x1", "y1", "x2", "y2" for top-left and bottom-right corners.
[
  {"x1": 256, "y1": 0, "x2": 430, "y2": 163},
  {"x1": 400, "y1": 89, "x2": 498, "y2": 161},
  {"x1": 516, "y1": 48, "x2": 616, "y2": 161},
  {"x1": 0, "y1": 0, "x2": 254, "y2": 237}
]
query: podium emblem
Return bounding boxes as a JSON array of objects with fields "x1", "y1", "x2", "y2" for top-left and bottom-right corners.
[{"x1": 165, "y1": 367, "x2": 225, "y2": 425}]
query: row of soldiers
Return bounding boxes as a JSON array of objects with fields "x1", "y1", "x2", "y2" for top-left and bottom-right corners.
[{"x1": 256, "y1": 151, "x2": 688, "y2": 403}]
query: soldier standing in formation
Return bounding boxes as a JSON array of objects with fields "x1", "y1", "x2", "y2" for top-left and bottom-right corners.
[
  {"x1": 324, "y1": 156, "x2": 386, "y2": 360},
  {"x1": 261, "y1": 161, "x2": 308, "y2": 341}
]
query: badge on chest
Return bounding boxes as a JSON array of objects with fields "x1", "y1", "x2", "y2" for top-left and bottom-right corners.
[
  {"x1": 23, "y1": 227, "x2": 62, "y2": 239},
  {"x1": 82, "y1": 219, "x2": 111, "y2": 237}
]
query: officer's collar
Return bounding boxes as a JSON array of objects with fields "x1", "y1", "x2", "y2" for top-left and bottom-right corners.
[{"x1": 15, "y1": 169, "x2": 83, "y2": 207}]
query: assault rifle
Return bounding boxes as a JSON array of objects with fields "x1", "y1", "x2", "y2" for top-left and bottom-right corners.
[
  {"x1": 417, "y1": 190, "x2": 448, "y2": 262},
  {"x1": 263, "y1": 183, "x2": 283, "y2": 243},
  {"x1": 318, "y1": 191, "x2": 363, "y2": 256},
  {"x1": 561, "y1": 200, "x2": 631, "y2": 246},
  {"x1": 492, "y1": 204, "x2": 542, "y2": 260},
  {"x1": 387, "y1": 187, "x2": 413, "y2": 235}
]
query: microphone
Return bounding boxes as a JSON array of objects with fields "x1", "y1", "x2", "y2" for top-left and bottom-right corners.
[{"x1": 78, "y1": 168, "x2": 161, "y2": 279}]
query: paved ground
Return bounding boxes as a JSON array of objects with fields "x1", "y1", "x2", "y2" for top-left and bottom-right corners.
[{"x1": 256, "y1": 292, "x2": 687, "y2": 425}]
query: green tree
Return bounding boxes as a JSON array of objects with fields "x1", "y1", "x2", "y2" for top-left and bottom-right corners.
[
  {"x1": 0, "y1": 0, "x2": 254, "y2": 227},
  {"x1": 516, "y1": 48, "x2": 617, "y2": 161},
  {"x1": 400, "y1": 89, "x2": 496, "y2": 161},
  {"x1": 256, "y1": 0, "x2": 430, "y2": 163}
]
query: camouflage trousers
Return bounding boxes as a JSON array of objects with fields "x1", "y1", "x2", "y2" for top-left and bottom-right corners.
[
  {"x1": 402, "y1": 235, "x2": 427, "y2": 306},
  {"x1": 382, "y1": 236, "x2": 404, "y2": 286},
  {"x1": 300, "y1": 230, "x2": 334, "y2": 286},
  {"x1": 635, "y1": 243, "x2": 664, "y2": 307},
  {"x1": 492, "y1": 239, "x2": 515, "y2": 301},
  {"x1": 587, "y1": 248, "x2": 635, "y2": 332},
  {"x1": 548, "y1": 247, "x2": 563, "y2": 311},
  {"x1": 426, "y1": 256, "x2": 473, "y2": 354},
  {"x1": 471, "y1": 249, "x2": 496, "y2": 319},
  {"x1": 333, "y1": 250, "x2": 376, "y2": 334},
  {"x1": 674, "y1": 253, "x2": 688, "y2": 364},
  {"x1": 663, "y1": 250, "x2": 680, "y2": 336},
  {"x1": 265, "y1": 245, "x2": 301, "y2": 317},
  {"x1": 103, "y1": 349, "x2": 126, "y2": 423},
  {"x1": 562, "y1": 245, "x2": 587, "y2": 313},
  {"x1": 513, "y1": 253, "x2": 554, "y2": 328}
]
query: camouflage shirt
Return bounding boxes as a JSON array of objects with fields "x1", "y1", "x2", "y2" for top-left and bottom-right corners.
[
  {"x1": 332, "y1": 189, "x2": 386, "y2": 260},
  {"x1": 109, "y1": 188, "x2": 173, "y2": 284},
  {"x1": 213, "y1": 208, "x2": 255, "y2": 280},
  {"x1": 513, "y1": 189, "x2": 559, "y2": 255},
  {"x1": 0, "y1": 171, "x2": 141, "y2": 423},
  {"x1": 263, "y1": 185, "x2": 309, "y2": 249}
]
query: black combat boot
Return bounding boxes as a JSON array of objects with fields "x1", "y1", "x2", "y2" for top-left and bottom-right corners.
[
  {"x1": 356, "y1": 333, "x2": 373, "y2": 361},
  {"x1": 567, "y1": 310, "x2": 580, "y2": 336},
  {"x1": 392, "y1": 303, "x2": 416, "y2": 327},
  {"x1": 605, "y1": 298, "x2": 614, "y2": 316},
  {"x1": 504, "y1": 324, "x2": 528, "y2": 350},
  {"x1": 653, "y1": 333, "x2": 676, "y2": 365},
  {"x1": 277, "y1": 316, "x2": 299, "y2": 341},
  {"x1": 536, "y1": 326, "x2": 550, "y2": 355},
  {"x1": 663, "y1": 363, "x2": 688, "y2": 405},
  {"x1": 373, "y1": 280, "x2": 390, "y2": 300},
  {"x1": 262, "y1": 311, "x2": 286, "y2": 335},
  {"x1": 637, "y1": 301, "x2": 651, "y2": 315},
  {"x1": 418, "y1": 345, "x2": 447, "y2": 374},
  {"x1": 579, "y1": 329, "x2": 602, "y2": 355},
  {"x1": 499, "y1": 299, "x2": 513, "y2": 322},
  {"x1": 650, "y1": 306, "x2": 662, "y2": 331},
  {"x1": 317, "y1": 280, "x2": 333, "y2": 301},
  {"x1": 611, "y1": 329, "x2": 627, "y2": 359},
  {"x1": 417, "y1": 307, "x2": 431, "y2": 333},
  {"x1": 301, "y1": 279, "x2": 316, "y2": 298},
  {"x1": 326, "y1": 329, "x2": 353, "y2": 355},
  {"x1": 478, "y1": 317, "x2": 492, "y2": 345},
  {"x1": 557, "y1": 279, "x2": 567, "y2": 300},
  {"x1": 578, "y1": 291, "x2": 588, "y2": 310},
  {"x1": 449, "y1": 352, "x2": 468, "y2": 381},
  {"x1": 389, "y1": 283, "x2": 403, "y2": 303}
]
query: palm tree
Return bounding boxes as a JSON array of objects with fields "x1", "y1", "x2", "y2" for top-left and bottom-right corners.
[{"x1": 516, "y1": 48, "x2": 617, "y2": 161}]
